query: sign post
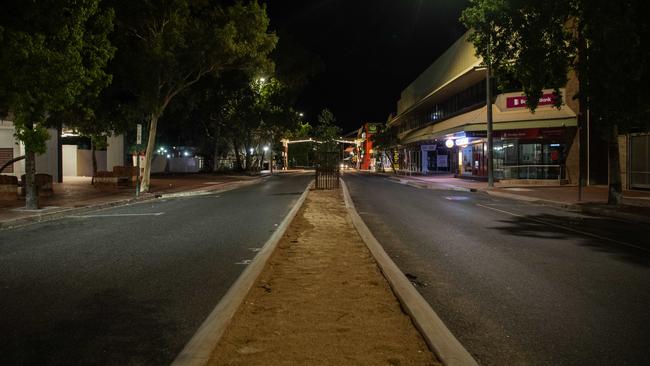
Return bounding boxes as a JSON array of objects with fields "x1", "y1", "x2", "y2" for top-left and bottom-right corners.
[{"x1": 136, "y1": 124, "x2": 142, "y2": 197}]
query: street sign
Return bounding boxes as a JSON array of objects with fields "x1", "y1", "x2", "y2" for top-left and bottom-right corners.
[{"x1": 136, "y1": 124, "x2": 142, "y2": 144}]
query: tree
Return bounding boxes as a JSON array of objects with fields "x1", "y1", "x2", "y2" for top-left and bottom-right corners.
[
  {"x1": 108, "y1": 0, "x2": 277, "y2": 191},
  {"x1": 371, "y1": 123, "x2": 400, "y2": 174},
  {"x1": 314, "y1": 109, "x2": 341, "y2": 148},
  {"x1": 461, "y1": 0, "x2": 650, "y2": 204},
  {"x1": 0, "y1": 0, "x2": 114, "y2": 209}
]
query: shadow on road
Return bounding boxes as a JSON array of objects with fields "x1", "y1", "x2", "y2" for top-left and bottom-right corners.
[
  {"x1": 489, "y1": 214, "x2": 650, "y2": 267},
  {"x1": 2, "y1": 289, "x2": 178, "y2": 366}
]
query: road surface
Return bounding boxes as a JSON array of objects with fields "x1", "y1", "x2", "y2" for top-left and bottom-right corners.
[
  {"x1": 344, "y1": 172, "x2": 650, "y2": 366},
  {"x1": 0, "y1": 172, "x2": 312, "y2": 365}
]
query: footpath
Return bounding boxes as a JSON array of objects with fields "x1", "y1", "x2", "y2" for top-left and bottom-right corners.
[
  {"x1": 379, "y1": 172, "x2": 650, "y2": 224},
  {"x1": 205, "y1": 187, "x2": 441, "y2": 366},
  {"x1": 0, "y1": 173, "x2": 264, "y2": 229}
]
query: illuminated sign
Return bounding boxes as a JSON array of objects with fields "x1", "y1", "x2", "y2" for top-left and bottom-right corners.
[
  {"x1": 445, "y1": 139, "x2": 454, "y2": 148},
  {"x1": 455, "y1": 138, "x2": 469, "y2": 146}
]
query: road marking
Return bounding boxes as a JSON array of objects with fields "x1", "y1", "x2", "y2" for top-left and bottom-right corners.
[
  {"x1": 235, "y1": 259, "x2": 253, "y2": 265},
  {"x1": 69, "y1": 212, "x2": 165, "y2": 218},
  {"x1": 445, "y1": 196, "x2": 470, "y2": 201},
  {"x1": 476, "y1": 203, "x2": 649, "y2": 252}
]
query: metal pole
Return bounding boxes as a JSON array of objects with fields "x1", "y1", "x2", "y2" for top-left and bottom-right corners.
[
  {"x1": 136, "y1": 151, "x2": 140, "y2": 197},
  {"x1": 486, "y1": 58, "x2": 494, "y2": 188}
]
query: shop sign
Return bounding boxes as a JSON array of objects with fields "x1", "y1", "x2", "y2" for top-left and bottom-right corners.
[
  {"x1": 465, "y1": 131, "x2": 487, "y2": 138},
  {"x1": 506, "y1": 93, "x2": 557, "y2": 109},
  {"x1": 496, "y1": 128, "x2": 541, "y2": 139},
  {"x1": 367, "y1": 124, "x2": 378, "y2": 134},
  {"x1": 494, "y1": 127, "x2": 566, "y2": 139},
  {"x1": 455, "y1": 137, "x2": 469, "y2": 146},
  {"x1": 421, "y1": 144, "x2": 437, "y2": 151}
]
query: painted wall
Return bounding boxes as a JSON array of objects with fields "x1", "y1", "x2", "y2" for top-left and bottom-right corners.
[
  {"x1": 35, "y1": 128, "x2": 59, "y2": 182},
  {"x1": 0, "y1": 120, "x2": 25, "y2": 176},
  {"x1": 76, "y1": 149, "x2": 107, "y2": 177},
  {"x1": 62, "y1": 145, "x2": 78, "y2": 177},
  {"x1": 107, "y1": 133, "x2": 124, "y2": 170}
]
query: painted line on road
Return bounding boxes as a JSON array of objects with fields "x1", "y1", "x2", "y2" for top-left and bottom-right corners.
[
  {"x1": 69, "y1": 212, "x2": 165, "y2": 218},
  {"x1": 476, "y1": 203, "x2": 649, "y2": 252}
]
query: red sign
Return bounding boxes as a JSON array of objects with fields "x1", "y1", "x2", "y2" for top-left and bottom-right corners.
[
  {"x1": 506, "y1": 93, "x2": 557, "y2": 109},
  {"x1": 494, "y1": 128, "x2": 566, "y2": 140}
]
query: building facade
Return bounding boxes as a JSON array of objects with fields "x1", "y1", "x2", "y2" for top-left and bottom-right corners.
[{"x1": 389, "y1": 31, "x2": 580, "y2": 184}]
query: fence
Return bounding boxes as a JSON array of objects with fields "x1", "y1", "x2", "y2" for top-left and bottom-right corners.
[{"x1": 315, "y1": 151, "x2": 340, "y2": 189}]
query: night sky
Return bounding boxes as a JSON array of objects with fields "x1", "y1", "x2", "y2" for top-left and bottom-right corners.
[{"x1": 267, "y1": 0, "x2": 470, "y2": 133}]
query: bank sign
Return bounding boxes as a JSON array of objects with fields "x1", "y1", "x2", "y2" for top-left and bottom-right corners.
[{"x1": 506, "y1": 93, "x2": 557, "y2": 109}]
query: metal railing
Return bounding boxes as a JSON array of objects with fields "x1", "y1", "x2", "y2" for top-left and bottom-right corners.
[
  {"x1": 315, "y1": 151, "x2": 340, "y2": 190},
  {"x1": 497, "y1": 164, "x2": 564, "y2": 184}
]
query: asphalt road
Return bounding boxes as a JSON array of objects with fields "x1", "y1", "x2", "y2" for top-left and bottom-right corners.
[
  {"x1": 344, "y1": 172, "x2": 650, "y2": 366},
  {"x1": 0, "y1": 172, "x2": 312, "y2": 365}
]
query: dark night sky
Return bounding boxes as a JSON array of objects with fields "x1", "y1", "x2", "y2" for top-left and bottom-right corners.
[{"x1": 267, "y1": 0, "x2": 470, "y2": 133}]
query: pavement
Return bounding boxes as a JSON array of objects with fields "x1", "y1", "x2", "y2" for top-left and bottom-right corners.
[
  {"x1": 373, "y1": 171, "x2": 650, "y2": 224},
  {"x1": 0, "y1": 173, "x2": 268, "y2": 229}
]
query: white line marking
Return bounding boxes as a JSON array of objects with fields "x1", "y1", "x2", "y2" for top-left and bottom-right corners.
[
  {"x1": 476, "y1": 204, "x2": 649, "y2": 252},
  {"x1": 69, "y1": 212, "x2": 165, "y2": 218}
]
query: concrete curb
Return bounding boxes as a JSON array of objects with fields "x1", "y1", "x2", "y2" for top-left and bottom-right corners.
[
  {"x1": 384, "y1": 174, "x2": 649, "y2": 225},
  {"x1": 0, "y1": 195, "x2": 157, "y2": 231},
  {"x1": 484, "y1": 190, "x2": 650, "y2": 224},
  {"x1": 0, "y1": 178, "x2": 263, "y2": 231},
  {"x1": 159, "y1": 178, "x2": 263, "y2": 199},
  {"x1": 388, "y1": 176, "x2": 476, "y2": 193},
  {"x1": 170, "y1": 180, "x2": 313, "y2": 366},
  {"x1": 340, "y1": 178, "x2": 479, "y2": 366}
]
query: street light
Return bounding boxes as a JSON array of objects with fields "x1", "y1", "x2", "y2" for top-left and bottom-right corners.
[{"x1": 263, "y1": 146, "x2": 271, "y2": 173}]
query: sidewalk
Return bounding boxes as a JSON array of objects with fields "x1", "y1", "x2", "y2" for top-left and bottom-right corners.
[
  {"x1": 375, "y1": 172, "x2": 650, "y2": 223},
  {"x1": 0, "y1": 173, "x2": 264, "y2": 229},
  {"x1": 207, "y1": 188, "x2": 440, "y2": 365}
]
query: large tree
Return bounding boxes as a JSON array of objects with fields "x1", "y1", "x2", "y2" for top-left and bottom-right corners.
[
  {"x1": 461, "y1": 0, "x2": 650, "y2": 204},
  {"x1": 109, "y1": 0, "x2": 277, "y2": 191},
  {"x1": 0, "y1": 0, "x2": 114, "y2": 209}
]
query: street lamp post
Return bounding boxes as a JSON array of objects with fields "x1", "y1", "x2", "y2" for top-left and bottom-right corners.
[
  {"x1": 486, "y1": 40, "x2": 495, "y2": 188},
  {"x1": 486, "y1": 62, "x2": 494, "y2": 187}
]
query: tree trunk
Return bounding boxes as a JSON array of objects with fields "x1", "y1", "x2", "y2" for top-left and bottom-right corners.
[
  {"x1": 140, "y1": 113, "x2": 159, "y2": 192},
  {"x1": 233, "y1": 139, "x2": 243, "y2": 171},
  {"x1": 245, "y1": 148, "x2": 252, "y2": 172},
  {"x1": 24, "y1": 148, "x2": 38, "y2": 210},
  {"x1": 607, "y1": 124, "x2": 623, "y2": 205}
]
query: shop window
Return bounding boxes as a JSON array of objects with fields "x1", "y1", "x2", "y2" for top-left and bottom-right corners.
[{"x1": 519, "y1": 143, "x2": 542, "y2": 165}]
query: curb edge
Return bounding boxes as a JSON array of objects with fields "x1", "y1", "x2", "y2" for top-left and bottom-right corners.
[
  {"x1": 341, "y1": 178, "x2": 479, "y2": 366},
  {"x1": 170, "y1": 180, "x2": 313, "y2": 366}
]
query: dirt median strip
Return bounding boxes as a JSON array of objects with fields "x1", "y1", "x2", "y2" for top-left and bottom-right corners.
[{"x1": 207, "y1": 188, "x2": 440, "y2": 366}]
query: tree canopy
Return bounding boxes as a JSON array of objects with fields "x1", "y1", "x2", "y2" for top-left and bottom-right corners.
[
  {"x1": 0, "y1": 0, "x2": 115, "y2": 208},
  {"x1": 461, "y1": 0, "x2": 650, "y2": 203}
]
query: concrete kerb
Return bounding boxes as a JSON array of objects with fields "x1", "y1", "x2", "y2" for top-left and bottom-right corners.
[
  {"x1": 170, "y1": 180, "x2": 313, "y2": 366},
  {"x1": 0, "y1": 177, "x2": 265, "y2": 231},
  {"x1": 0, "y1": 195, "x2": 158, "y2": 231},
  {"x1": 340, "y1": 178, "x2": 479, "y2": 366}
]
